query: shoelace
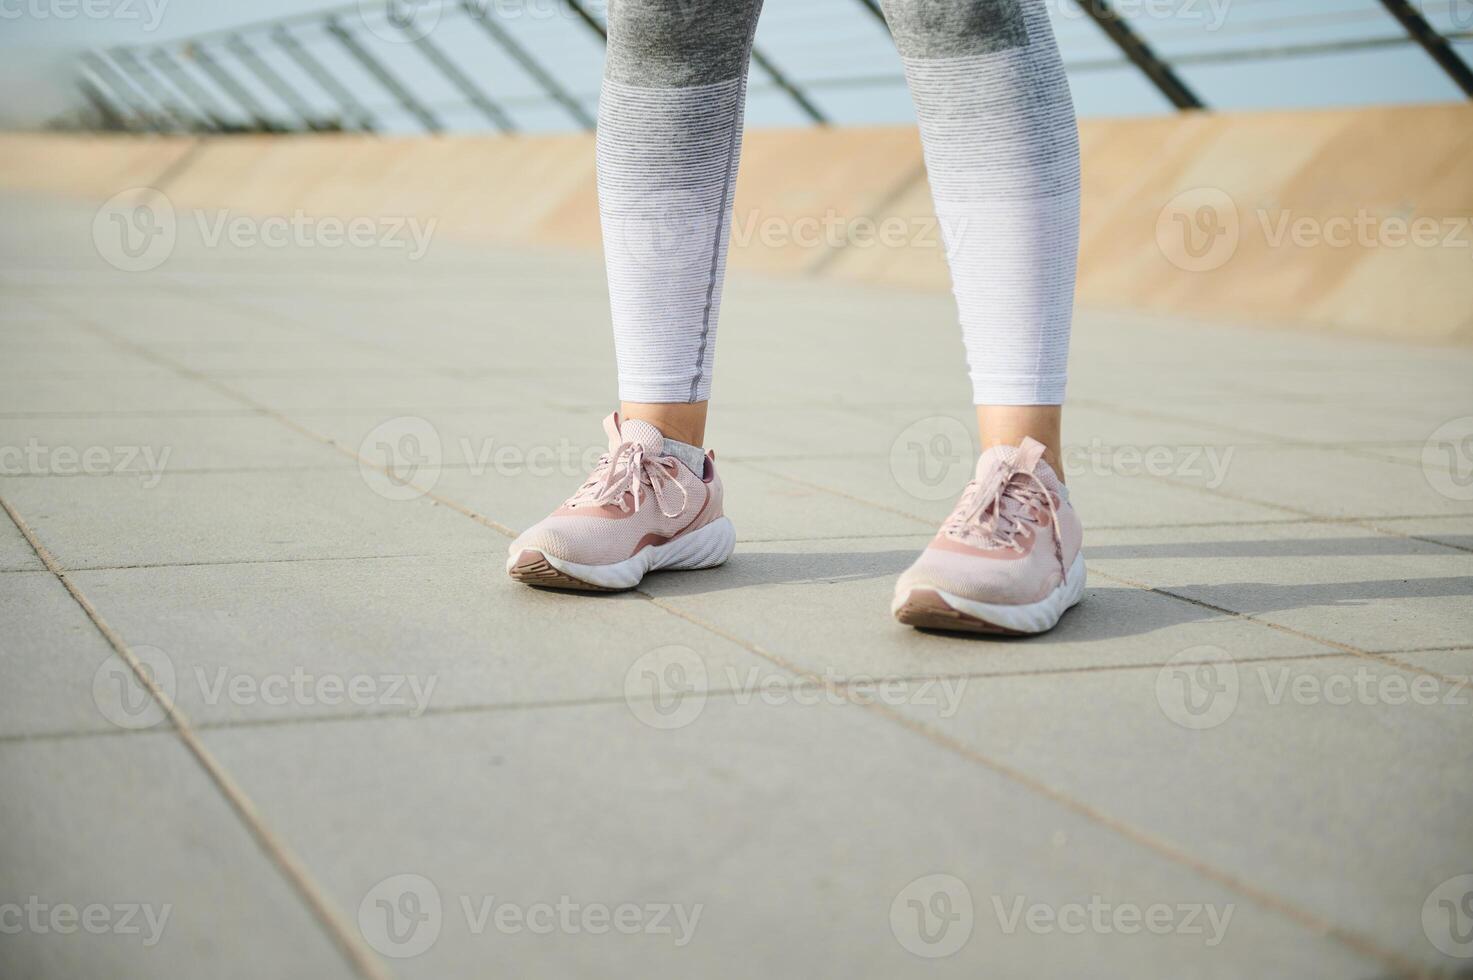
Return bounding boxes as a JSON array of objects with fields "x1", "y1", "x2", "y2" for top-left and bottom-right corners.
[
  {"x1": 567, "y1": 441, "x2": 690, "y2": 518},
  {"x1": 944, "y1": 453, "x2": 1068, "y2": 583}
]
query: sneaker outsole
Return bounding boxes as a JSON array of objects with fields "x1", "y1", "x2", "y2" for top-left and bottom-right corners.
[
  {"x1": 892, "y1": 552, "x2": 1087, "y2": 636},
  {"x1": 894, "y1": 589, "x2": 1029, "y2": 635},
  {"x1": 506, "y1": 517, "x2": 737, "y2": 592},
  {"x1": 507, "y1": 550, "x2": 624, "y2": 592}
]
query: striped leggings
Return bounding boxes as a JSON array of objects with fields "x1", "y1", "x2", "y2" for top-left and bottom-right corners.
[{"x1": 598, "y1": 0, "x2": 1080, "y2": 405}]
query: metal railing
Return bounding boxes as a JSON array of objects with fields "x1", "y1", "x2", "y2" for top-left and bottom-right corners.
[{"x1": 66, "y1": 0, "x2": 1473, "y2": 134}]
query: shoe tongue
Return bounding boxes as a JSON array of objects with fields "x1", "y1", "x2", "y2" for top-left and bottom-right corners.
[
  {"x1": 617, "y1": 418, "x2": 665, "y2": 455},
  {"x1": 973, "y1": 440, "x2": 1064, "y2": 496}
]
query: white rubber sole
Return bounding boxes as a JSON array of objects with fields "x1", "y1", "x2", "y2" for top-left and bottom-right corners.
[
  {"x1": 893, "y1": 552, "x2": 1087, "y2": 635},
  {"x1": 507, "y1": 516, "x2": 736, "y2": 592}
]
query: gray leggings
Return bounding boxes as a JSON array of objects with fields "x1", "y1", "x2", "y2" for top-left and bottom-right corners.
[{"x1": 597, "y1": 0, "x2": 1080, "y2": 405}]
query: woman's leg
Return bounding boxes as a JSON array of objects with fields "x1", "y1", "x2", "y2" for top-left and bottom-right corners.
[
  {"x1": 881, "y1": 0, "x2": 1080, "y2": 474},
  {"x1": 600, "y1": 0, "x2": 766, "y2": 446},
  {"x1": 506, "y1": 0, "x2": 761, "y2": 591},
  {"x1": 888, "y1": 0, "x2": 1086, "y2": 634}
]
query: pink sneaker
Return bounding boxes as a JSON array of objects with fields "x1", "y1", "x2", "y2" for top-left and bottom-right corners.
[
  {"x1": 892, "y1": 437, "x2": 1085, "y2": 634},
  {"x1": 506, "y1": 412, "x2": 735, "y2": 591}
]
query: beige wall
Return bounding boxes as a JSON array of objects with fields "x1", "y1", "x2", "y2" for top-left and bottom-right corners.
[{"x1": 4, "y1": 102, "x2": 1470, "y2": 342}]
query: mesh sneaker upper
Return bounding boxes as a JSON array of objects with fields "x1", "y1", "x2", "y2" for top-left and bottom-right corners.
[
  {"x1": 896, "y1": 439, "x2": 1081, "y2": 606},
  {"x1": 509, "y1": 413, "x2": 723, "y2": 566}
]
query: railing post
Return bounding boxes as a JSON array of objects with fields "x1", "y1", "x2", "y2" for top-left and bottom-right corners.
[
  {"x1": 407, "y1": 29, "x2": 517, "y2": 132},
  {"x1": 190, "y1": 42, "x2": 279, "y2": 129},
  {"x1": 271, "y1": 25, "x2": 378, "y2": 132},
  {"x1": 1376, "y1": 0, "x2": 1473, "y2": 97},
  {"x1": 325, "y1": 14, "x2": 443, "y2": 133},
  {"x1": 225, "y1": 34, "x2": 323, "y2": 130},
  {"x1": 460, "y1": 0, "x2": 594, "y2": 129},
  {"x1": 1071, "y1": 0, "x2": 1205, "y2": 110},
  {"x1": 149, "y1": 49, "x2": 230, "y2": 131}
]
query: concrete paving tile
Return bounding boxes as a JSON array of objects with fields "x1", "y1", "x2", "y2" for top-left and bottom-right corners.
[
  {"x1": 703, "y1": 406, "x2": 896, "y2": 460},
  {"x1": 0, "y1": 572, "x2": 121, "y2": 737},
  {"x1": 0, "y1": 374, "x2": 245, "y2": 416},
  {"x1": 221, "y1": 372, "x2": 549, "y2": 412},
  {"x1": 0, "y1": 468, "x2": 498, "y2": 569},
  {"x1": 66, "y1": 553, "x2": 785, "y2": 725},
  {"x1": 292, "y1": 406, "x2": 602, "y2": 472},
  {"x1": 889, "y1": 655, "x2": 1473, "y2": 973},
  {"x1": 0, "y1": 414, "x2": 336, "y2": 476},
  {"x1": 843, "y1": 403, "x2": 1250, "y2": 462},
  {"x1": 158, "y1": 342, "x2": 416, "y2": 377},
  {"x1": 1350, "y1": 516, "x2": 1473, "y2": 552},
  {"x1": 1151, "y1": 397, "x2": 1468, "y2": 445},
  {"x1": 0, "y1": 511, "x2": 44, "y2": 571},
  {"x1": 42, "y1": 292, "x2": 315, "y2": 347},
  {"x1": 1381, "y1": 648, "x2": 1473, "y2": 680},
  {"x1": 648, "y1": 535, "x2": 1334, "y2": 679},
  {"x1": 199, "y1": 700, "x2": 1374, "y2": 979},
  {"x1": 744, "y1": 453, "x2": 1290, "y2": 532},
  {"x1": 1086, "y1": 521, "x2": 1473, "y2": 652},
  {"x1": 1165, "y1": 445, "x2": 1473, "y2": 519},
  {"x1": 0, "y1": 734, "x2": 353, "y2": 980},
  {"x1": 0, "y1": 338, "x2": 168, "y2": 377}
]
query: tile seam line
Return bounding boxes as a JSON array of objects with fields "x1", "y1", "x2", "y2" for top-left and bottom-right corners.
[
  {"x1": 729, "y1": 457, "x2": 1473, "y2": 677},
  {"x1": 55, "y1": 311, "x2": 1461, "y2": 697},
  {"x1": 1143, "y1": 470, "x2": 1473, "y2": 557},
  {"x1": 2, "y1": 646, "x2": 1407, "y2": 747},
  {"x1": 641, "y1": 593, "x2": 1422, "y2": 978},
  {"x1": 0, "y1": 494, "x2": 393, "y2": 980},
  {"x1": 1087, "y1": 567, "x2": 1469, "y2": 690},
  {"x1": 63, "y1": 315, "x2": 519, "y2": 538},
  {"x1": 1069, "y1": 393, "x2": 1454, "y2": 477},
  {"x1": 36, "y1": 304, "x2": 1446, "y2": 967}
]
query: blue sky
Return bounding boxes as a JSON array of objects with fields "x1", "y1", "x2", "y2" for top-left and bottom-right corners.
[{"x1": 1, "y1": 0, "x2": 1469, "y2": 130}]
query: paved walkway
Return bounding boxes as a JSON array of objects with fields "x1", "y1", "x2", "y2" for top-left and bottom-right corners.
[{"x1": 3, "y1": 192, "x2": 1472, "y2": 979}]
